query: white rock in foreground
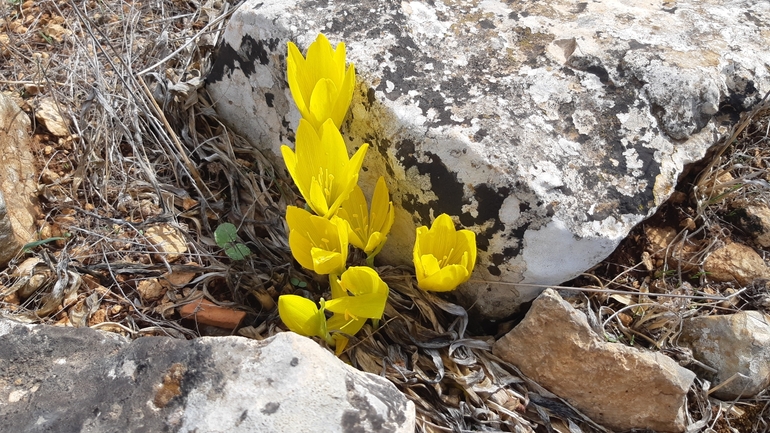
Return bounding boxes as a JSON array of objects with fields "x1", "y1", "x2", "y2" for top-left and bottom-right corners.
[
  {"x1": 493, "y1": 289, "x2": 695, "y2": 432},
  {"x1": 679, "y1": 311, "x2": 770, "y2": 400},
  {"x1": 206, "y1": 0, "x2": 770, "y2": 318},
  {"x1": 0, "y1": 319, "x2": 415, "y2": 433}
]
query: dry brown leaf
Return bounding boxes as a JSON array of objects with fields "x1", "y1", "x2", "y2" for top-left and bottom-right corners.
[
  {"x1": 145, "y1": 224, "x2": 188, "y2": 262},
  {"x1": 161, "y1": 269, "x2": 198, "y2": 287}
]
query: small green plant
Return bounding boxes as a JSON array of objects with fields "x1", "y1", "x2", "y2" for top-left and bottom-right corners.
[
  {"x1": 214, "y1": 223, "x2": 251, "y2": 260},
  {"x1": 39, "y1": 31, "x2": 54, "y2": 45},
  {"x1": 690, "y1": 271, "x2": 710, "y2": 279},
  {"x1": 290, "y1": 277, "x2": 308, "y2": 288},
  {"x1": 22, "y1": 235, "x2": 69, "y2": 253}
]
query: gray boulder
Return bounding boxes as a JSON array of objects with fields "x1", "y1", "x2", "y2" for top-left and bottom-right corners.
[
  {"x1": 206, "y1": 0, "x2": 770, "y2": 318},
  {"x1": 0, "y1": 319, "x2": 415, "y2": 433}
]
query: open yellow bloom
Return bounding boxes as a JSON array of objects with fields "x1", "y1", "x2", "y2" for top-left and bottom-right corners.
[
  {"x1": 325, "y1": 266, "x2": 389, "y2": 320},
  {"x1": 287, "y1": 33, "x2": 356, "y2": 130},
  {"x1": 277, "y1": 295, "x2": 331, "y2": 343},
  {"x1": 413, "y1": 213, "x2": 477, "y2": 292},
  {"x1": 324, "y1": 267, "x2": 389, "y2": 354},
  {"x1": 281, "y1": 119, "x2": 368, "y2": 218},
  {"x1": 336, "y1": 177, "x2": 395, "y2": 260},
  {"x1": 286, "y1": 206, "x2": 349, "y2": 275}
]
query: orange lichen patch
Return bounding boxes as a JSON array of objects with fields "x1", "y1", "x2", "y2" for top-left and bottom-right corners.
[
  {"x1": 153, "y1": 363, "x2": 186, "y2": 408},
  {"x1": 178, "y1": 298, "x2": 246, "y2": 330}
]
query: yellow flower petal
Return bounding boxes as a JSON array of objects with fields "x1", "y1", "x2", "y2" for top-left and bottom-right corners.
[
  {"x1": 418, "y1": 263, "x2": 470, "y2": 292},
  {"x1": 286, "y1": 42, "x2": 310, "y2": 117},
  {"x1": 285, "y1": 119, "x2": 368, "y2": 218},
  {"x1": 370, "y1": 177, "x2": 395, "y2": 237},
  {"x1": 456, "y1": 229, "x2": 477, "y2": 273},
  {"x1": 419, "y1": 254, "x2": 442, "y2": 278},
  {"x1": 331, "y1": 64, "x2": 356, "y2": 128},
  {"x1": 336, "y1": 185, "x2": 368, "y2": 250},
  {"x1": 363, "y1": 232, "x2": 386, "y2": 257},
  {"x1": 286, "y1": 206, "x2": 348, "y2": 275},
  {"x1": 278, "y1": 295, "x2": 327, "y2": 338},
  {"x1": 286, "y1": 34, "x2": 355, "y2": 130},
  {"x1": 310, "y1": 247, "x2": 345, "y2": 275},
  {"x1": 328, "y1": 312, "x2": 366, "y2": 355},
  {"x1": 308, "y1": 78, "x2": 337, "y2": 126},
  {"x1": 413, "y1": 213, "x2": 477, "y2": 292},
  {"x1": 325, "y1": 267, "x2": 388, "y2": 319}
]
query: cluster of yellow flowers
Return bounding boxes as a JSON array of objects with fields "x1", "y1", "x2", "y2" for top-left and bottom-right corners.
[{"x1": 278, "y1": 34, "x2": 477, "y2": 353}]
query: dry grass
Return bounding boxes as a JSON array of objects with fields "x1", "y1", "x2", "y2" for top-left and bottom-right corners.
[{"x1": 1, "y1": 1, "x2": 769, "y2": 432}]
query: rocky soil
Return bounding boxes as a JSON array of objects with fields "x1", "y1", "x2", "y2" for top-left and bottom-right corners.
[{"x1": 1, "y1": 0, "x2": 769, "y2": 432}]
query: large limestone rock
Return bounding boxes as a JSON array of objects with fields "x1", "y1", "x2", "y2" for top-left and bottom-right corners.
[
  {"x1": 0, "y1": 319, "x2": 415, "y2": 433},
  {"x1": 493, "y1": 289, "x2": 696, "y2": 432},
  {"x1": 679, "y1": 311, "x2": 770, "y2": 400},
  {"x1": 0, "y1": 93, "x2": 39, "y2": 265},
  {"x1": 206, "y1": 0, "x2": 770, "y2": 318}
]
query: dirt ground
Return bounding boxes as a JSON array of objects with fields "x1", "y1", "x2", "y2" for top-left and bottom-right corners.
[{"x1": 1, "y1": 0, "x2": 769, "y2": 432}]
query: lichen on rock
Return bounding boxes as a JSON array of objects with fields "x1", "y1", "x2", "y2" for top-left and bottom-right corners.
[{"x1": 206, "y1": 0, "x2": 770, "y2": 318}]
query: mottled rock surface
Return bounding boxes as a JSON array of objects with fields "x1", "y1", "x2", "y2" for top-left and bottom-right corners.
[
  {"x1": 0, "y1": 319, "x2": 415, "y2": 433},
  {"x1": 493, "y1": 289, "x2": 695, "y2": 432},
  {"x1": 679, "y1": 311, "x2": 770, "y2": 400},
  {"x1": 206, "y1": 0, "x2": 770, "y2": 318},
  {"x1": 0, "y1": 93, "x2": 39, "y2": 266}
]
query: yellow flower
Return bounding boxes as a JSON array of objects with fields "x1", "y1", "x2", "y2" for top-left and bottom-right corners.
[
  {"x1": 336, "y1": 177, "x2": 395, "y2": 261},
  {"x1": 325, "y1": 267, "x2": 389, "y2": 320},
  {"x1": 277, "y1": 295, "x2": 331, "y2": 343},
  {"x1": 281, "y1": 119, "x2": 368, "y2": 218},
  {"x1": 413, "y1": 213, "x2": 477, "y2": 292},
  {"x1": 287, "y1": 33, "x2": 356, "y2": 130},
  {"x1": 327, "y1": 313, "x2": 366, "y2": 355},
  {"x1": 286, "y1": 206, "x2": 349, "y2": 275}
]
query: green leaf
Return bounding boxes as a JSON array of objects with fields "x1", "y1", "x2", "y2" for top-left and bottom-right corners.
[
  {"x1": 22, "y1": 236, "x2": 67, "y2": 253},
  {"x1": 290, "y1": 277, "x2": 308, "y2": 288},
  {"x1": 214, "y1": 223, "x2": 238, "y2": 248},
  {"x1": 224, "y1": 243, "x2": 251, "y2": 260}
]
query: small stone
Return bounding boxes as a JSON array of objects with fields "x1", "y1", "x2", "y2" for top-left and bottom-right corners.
[
  {"x1": 42, "y1": 23, "x2": 72, "y2": 43},
  {"x1": 35, "y1": 98, "x2": 69, "y2": 137},
  {"x1": 40, "y1": 169, "x2": 61, "y2": 184},
  {"x1": 679, "y1": 311, "x2": 770, "y2": 400},
  {"x1": 23, "y1": 83, "x2": 41, "y2": 96},
  {"x1": 703, "y1": 242, "x2": 770, "y2": 286},
  {"x1": 43, "y1": 145, "x2": 54, "y2": 155},
  {"x1": 737, "y1": 204, "x2": 770, "y2": 248},
  {"x1": 136, "y1": 278, "x2": 166, "y2": 303},
  {"x1": 493, "y1": 289, "x2": 695, "y2": 432},
  {"x1": 645, "y1": 226, "x2": 677, "y2": 255}
]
